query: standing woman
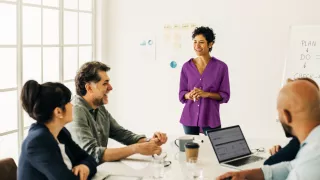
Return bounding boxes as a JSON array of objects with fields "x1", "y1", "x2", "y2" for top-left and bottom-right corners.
[
  {"x1": 179, "y1": 26, "x2": 230, "y2": 135},
  {"x1": 18, "y1": 80, "x2": 97, "y2": 180}
]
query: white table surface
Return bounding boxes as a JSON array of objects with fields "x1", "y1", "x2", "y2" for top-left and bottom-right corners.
[{"x1": 92, "y1": 135, "x2": 288, "y2": 180}]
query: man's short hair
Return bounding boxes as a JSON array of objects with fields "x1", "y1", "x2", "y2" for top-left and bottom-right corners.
[{"x1": 75, "y1": 61, "x2": 110, "y2": 96}]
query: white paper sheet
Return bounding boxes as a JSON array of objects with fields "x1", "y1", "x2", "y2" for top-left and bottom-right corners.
[
  {"x1": 104, "y1": 175, "x2": 142, "y2": 180},
  {"x1": 120, "y1": 154, "x2": 152, "y2": 170}
]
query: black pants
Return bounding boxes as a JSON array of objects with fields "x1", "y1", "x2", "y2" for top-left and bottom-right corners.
[{"x1": 183, "y1": 125, "x2": 221, "y2": 136}]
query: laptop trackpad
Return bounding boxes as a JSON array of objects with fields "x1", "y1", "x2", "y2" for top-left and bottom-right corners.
[{"x1": 226, "y1": 156, "x2": 264, "y2": 167}]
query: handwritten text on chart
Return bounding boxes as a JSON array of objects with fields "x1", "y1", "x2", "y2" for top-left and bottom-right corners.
[
  {"x1": 301, "y1": 40, "x2": 316, "y2": 47},
  {"x1": 294, "y1": 73, "x2": 320, "y2": 79},
  {"x1": 299, "y1": 40, "x2": 318, "y2": 68}
]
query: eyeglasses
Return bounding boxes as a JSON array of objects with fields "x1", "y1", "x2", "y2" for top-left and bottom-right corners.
[{"x1": 152, "y1": 152, "x2": 172, "y2": 167}]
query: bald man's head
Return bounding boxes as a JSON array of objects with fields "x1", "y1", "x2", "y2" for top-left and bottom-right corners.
[
  {"x1": 277, "y1": 79, "x2": 320, "y2": 137},
  {"x1": 287, "y1": 77, "x2": 319, "y2": 90}
]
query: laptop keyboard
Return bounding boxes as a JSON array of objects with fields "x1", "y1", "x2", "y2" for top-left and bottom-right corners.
[{"x1": 225, "y1": 156, "x2": 264, "y2": 167}]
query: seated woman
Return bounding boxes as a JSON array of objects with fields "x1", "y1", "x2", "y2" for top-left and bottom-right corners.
[{"x1": 18, "y1": 80, "x2": 97, "y2": 180}]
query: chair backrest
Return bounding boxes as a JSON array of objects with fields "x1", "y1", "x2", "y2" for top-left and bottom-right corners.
[{"x1": 0, "y1": 158, "x2": 17, "y2": 180}]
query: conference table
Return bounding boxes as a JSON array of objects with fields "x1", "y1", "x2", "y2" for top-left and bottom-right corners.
[{"x1": 92, "y1": 135, "x2": 287, "y2": 180}]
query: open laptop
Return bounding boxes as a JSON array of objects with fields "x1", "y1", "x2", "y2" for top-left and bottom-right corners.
[{"x1": 207, "y1": 125, "x2": 265, "y2": 170}]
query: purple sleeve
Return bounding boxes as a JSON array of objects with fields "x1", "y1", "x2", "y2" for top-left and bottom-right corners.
[
  {"x1": 218, "y1": 65, "x2": 230, "y2": 104},
  {"x1": 179, "y1": 67, "x2": 189, "y2": 104}
]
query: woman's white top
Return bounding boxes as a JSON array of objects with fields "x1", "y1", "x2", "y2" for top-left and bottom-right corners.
[{"x1": 58, "y1": 143, "x2": 73, "y2": 170}]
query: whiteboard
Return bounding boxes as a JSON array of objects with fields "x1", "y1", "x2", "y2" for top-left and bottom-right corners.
[{"x1": 282, "y1": 25, "x2": 320, "y2": 86}]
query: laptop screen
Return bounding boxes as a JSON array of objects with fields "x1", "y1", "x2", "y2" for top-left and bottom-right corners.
[{"x1": 208, "y1": 126, "x2": 251, "y2": 162}]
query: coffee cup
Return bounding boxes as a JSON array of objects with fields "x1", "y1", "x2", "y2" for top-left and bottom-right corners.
[
  {"x1": 184, "y1": 142, "x2": 200, "y2": 162},
  {"x1": 174, "y1": 136, "x2": 194, "y2": 152}
]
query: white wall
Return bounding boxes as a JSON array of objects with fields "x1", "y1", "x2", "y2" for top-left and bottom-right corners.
[{"x1": 97, "y1": 0, "x2": 320, "y2": 140}]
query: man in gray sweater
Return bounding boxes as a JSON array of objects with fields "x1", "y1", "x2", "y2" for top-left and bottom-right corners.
[{"x1": 67, "y1": 61, "x2": 167, "y2": 164}]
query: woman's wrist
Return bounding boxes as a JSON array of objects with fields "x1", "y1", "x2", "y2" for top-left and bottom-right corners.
[
  {"x1": 184, "y1": 93, "x2": 190, "y2": 100},
  {"x1": 203, "y1": 92, "x2": 210, "y2": 98}
]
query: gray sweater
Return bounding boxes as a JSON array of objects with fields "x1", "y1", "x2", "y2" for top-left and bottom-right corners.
[{"x1": 66, "y1": 95, "x2": 146, "y2": 164}]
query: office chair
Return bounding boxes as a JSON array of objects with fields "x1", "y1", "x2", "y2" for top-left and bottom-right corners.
[{"x1": 0, "y1": 158, "x2": 17, "y2": 180}]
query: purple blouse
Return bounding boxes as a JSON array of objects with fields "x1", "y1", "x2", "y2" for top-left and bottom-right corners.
[{"x1": 179, "y1": 56, "x2": 230, "y2": 128}]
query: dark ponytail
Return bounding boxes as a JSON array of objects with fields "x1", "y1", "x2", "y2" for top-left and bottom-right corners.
[
  {"x1": 21, "y1": 80, "x2": 71, "y2": 123},
  {"x1": 21, "y1": 80, "x2": 41, "y2": 120}
]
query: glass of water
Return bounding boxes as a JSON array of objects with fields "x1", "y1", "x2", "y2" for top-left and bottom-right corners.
[
  {"x1": 152, "y1": 157, "x2": 165, "y2": 179},
  {"x1": 186, "y1": 159, "x2": 205, "y2": 180}
]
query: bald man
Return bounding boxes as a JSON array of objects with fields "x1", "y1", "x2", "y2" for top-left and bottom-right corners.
[
  {"x1": 216, "y1": 78, "x2": 320, "y2": 180},
  {"x1": 265, "y1": 77, "x2": 319, "y2": 165}
]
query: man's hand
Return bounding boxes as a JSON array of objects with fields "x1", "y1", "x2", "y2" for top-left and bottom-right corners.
[
  {"x1": 269, "y1": 145, "x2": 282, "y2": 155},
  {"x1": 136, "y1": 141, "x2": 162, "y2": 155},
  {"x1": 72, "y1": 164, "x2": 90, "y2": 180},
  {"x1": 151, "y1": 132, "x2": 167, "y2": 146},
  {"x1": 216, "y1": 171, "x2": 246, "y2": 180}
]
